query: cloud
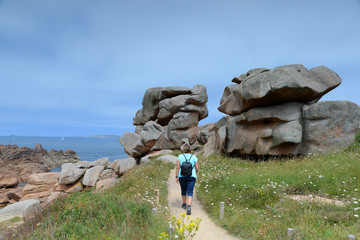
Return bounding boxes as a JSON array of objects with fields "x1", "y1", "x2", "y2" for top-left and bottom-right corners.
[{"x1": 0, "y1": 0, "x2": 359, "y2": 136}]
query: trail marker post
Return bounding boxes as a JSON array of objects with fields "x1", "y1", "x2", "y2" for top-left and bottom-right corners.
[
  {"x1": 220, "y1": 202, "x2": 225, "y2": 220},
  {"x1": 155, "y1": 189, "x2": 159, "y2": 206}
]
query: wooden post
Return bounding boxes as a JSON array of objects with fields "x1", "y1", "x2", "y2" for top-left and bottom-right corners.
[
  {"x1": 348, "y1": 235, "x2": 355, "y2": 240},
  {"x1": 154, "y1": 189, "x2": 160, "y2": 206},
  {"x1": 220, "y1": 202, "x2": 225, "y2": 220}
]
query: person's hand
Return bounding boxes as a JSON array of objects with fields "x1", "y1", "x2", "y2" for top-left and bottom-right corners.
[{"x1": 176, "y1": 178, "x2": 179, "y2": 184}]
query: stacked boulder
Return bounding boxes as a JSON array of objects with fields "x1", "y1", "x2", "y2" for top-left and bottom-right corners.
[
  {"x1": 120, "y1": 85, "x2": 208, "y2": 158},
  {"x1": 204, "y1": 64, "x2": 360, "y2": 156}
]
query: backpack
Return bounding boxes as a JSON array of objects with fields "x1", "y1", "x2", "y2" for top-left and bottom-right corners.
[{"x1": 180, "y1": 154, "x2": 193, "y2": 177}]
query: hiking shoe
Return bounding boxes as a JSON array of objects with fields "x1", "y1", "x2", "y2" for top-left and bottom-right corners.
[
  {"x1": 187, "y1": 205, "x2": 191, "y2": 215},
  {"x1": 181, "y1": 203, "x2": 186, "y2": 209}
]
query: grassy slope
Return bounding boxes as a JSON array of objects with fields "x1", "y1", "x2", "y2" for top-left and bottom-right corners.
[
  {"x1": 15, "y1": 160, "x2": 174, "y2": 240},
  {"x1": 196, "y1": 140, "x2": 360, "y2": 239}
]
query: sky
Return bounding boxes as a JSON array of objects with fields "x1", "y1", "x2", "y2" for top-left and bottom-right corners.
[{"x1": 0, "y1": 0, "x2": 359, "y2": 137}]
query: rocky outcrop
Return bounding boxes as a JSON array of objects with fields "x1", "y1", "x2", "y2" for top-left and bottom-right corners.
[
  {"x1": 204, "y1": 64, "x2": 360, "y2": 156},
  {"x1": 219, "y1": 65, "x2": 341, "y2": 115},
  {"x1": 0, "y1": 144, "x2": 79, "y2": 182},
  {"x1": 302, "y1": 101, "x2": 360, "y2": 154},
  {"x1": 120, "y1": 85, "x2": 208, "y2": 158}
]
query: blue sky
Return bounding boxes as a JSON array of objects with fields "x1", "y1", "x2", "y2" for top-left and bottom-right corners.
[{"x1": 0, "y1": 0, "x2": 359, "y2": 137}]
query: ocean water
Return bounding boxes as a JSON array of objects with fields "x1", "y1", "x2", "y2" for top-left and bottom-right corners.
[{"x1": 0, "y1": 136, "x2": 128, "y2": 171}]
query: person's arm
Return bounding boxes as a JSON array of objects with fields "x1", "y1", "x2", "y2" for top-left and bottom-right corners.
[
  {"x1": 175, "y1": 159, "x2": 180, "y2": 183},
  {"x1": 195, "y1": 161, "x2": 199, "y2": 173}
]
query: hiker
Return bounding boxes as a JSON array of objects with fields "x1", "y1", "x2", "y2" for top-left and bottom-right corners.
[{"x1": 175, "y1": 141, "x2": 199, "y2": 215}]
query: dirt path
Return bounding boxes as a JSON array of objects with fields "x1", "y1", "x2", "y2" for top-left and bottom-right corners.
[{"x1": 167, "y1": 168, "x2": 239, "y2": 240}]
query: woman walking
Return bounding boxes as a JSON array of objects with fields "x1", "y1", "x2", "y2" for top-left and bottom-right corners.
[{"x1": 175, "y1": 141, "x2": 199, "y2": 215}]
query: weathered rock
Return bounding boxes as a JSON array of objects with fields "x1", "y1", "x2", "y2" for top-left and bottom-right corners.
[
  {"x1": 83, "y1": 166, "x2": 105, "y2": 187},
  {"x1": 219, "y1": 65, "x2": 342, "y2": 115},
  {"x1": 157, "y1": 155, "x2": 178, "y2": 164},
  {"x1": 21, "y1": 190, "x2": 53, "y2": 202},
  {"x1": 120, "y1": 132, "x2": 149, "y2": 157},
  {"x1": 123, "y1": 85, "x2": 209, "y2": 155},
  {"x1": 198, "y1": 123, "x2": 215, "y2": 144},
  {"x1": 27, "y1": 172, "x2": 59, "y2": 186},
  {"x1": 45, "y1": 192, "x2": 67, "y2": 205},
  {"x1": 133, "y1": 87, "x2": 163, "y2": 125},
  {"x1": 151, "y1": 128, "x2": 176, "y2": 151},
  {"x1": 73, "y1": 161, "x2": 91, "y2": 168},
  {"x1": 0, "y1": 189, "x2": 9, "y2": 204},
  {"x1": 168, "y1": 112, "x2": 199, "y2": 130},
  {"x1": 0, "y1": 144, "x2": 79, "y2": 182},
  {"x1": 302, "y1": 101, "x2": 360, "y2": 154},
  {"x1": 59, "y1": 166, "x2": 86, "y2": 185},
  {"x1": 140, "y1": 150, "x2": 174, "y2": 164},
  {"x1": 218, "y1": 84, "x2": 243, "y2": 115},
  {"x1": 226, "y1": 103, "x2": 303, "y2": 155},
  {"x1": 43, "y1": 148, "x2": 80, "y2": 168},
  {"x1": 22, "y1": 173, "x2": 59, "y2": 197},
  {"x1": 95, "y1": 178, "x2": 119, "y2": 191},
  {"x1": 56, "y1": 178, "x2": 84, "y2": 193},
  {"x1": 203, "y1": 132, "x2": 220, "y2": 157},
  {"x1": 140, "y1": 121, "x2": 164, "y2": 147},
  {"x1": 203, "y1": 117, "x2": 228, "y2": 157},
  {"x1": 167, "y1": 126, "x2": 198, "y2": 148},
  {"x1": 0, "y1": 178, "x2": 19, "y2": 188},
  {"x1": 6, "y1": 187, "x2": 24, "y2": 201},
  {"x1": 111, "y1": 158, "x2": 137, "y2": 175},
  {"x1": 99, "y1": 169, "x2": 117, "y2": 181},
  {"x1": 180, "y1": 104, "x2": 208, "y2": 120},
  {"x1": 187, "y1": 85, "x2": 208, "y2": 105},
  {"x1": 157, "y1": 95, "x2": 190, "y2": 125},
  {"x1": 89, "y1": 157, "x2": 109, "y2": 167},
  {"x1": 0, "y1": 199, "x2": 40, "y2": 223}
]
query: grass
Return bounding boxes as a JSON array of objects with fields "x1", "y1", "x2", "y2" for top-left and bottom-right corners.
[
  {"x1": 196, "y1": 138, "x2": 360, "y2": 239},
  {"x1": 4, "y1": 160, "x2": 174, "y2": 240}
]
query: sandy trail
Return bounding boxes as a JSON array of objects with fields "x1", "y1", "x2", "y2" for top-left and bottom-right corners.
[{"x1": 167, "y1": 168, "x2": 239, "y2": 240}]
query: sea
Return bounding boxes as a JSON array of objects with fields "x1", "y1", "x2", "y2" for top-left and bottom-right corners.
[{"x1": 0, "y1": 136, "x2": 128, "y2": 172}]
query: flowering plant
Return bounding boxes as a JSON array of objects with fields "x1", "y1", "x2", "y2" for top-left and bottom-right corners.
[{"x1": 159, "y1": 213, "x2": 202, "y2": 240}]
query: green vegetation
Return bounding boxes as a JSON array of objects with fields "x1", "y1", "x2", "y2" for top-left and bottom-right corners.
[
  {"x1": 13, "y1": 160, "x2": 173, "y2": 240},
  {"x1": 196, "y1": 140, "x2": 360, "y2": 239}
]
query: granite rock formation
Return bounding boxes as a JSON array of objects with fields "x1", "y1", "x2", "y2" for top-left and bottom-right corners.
[
  {"x1": 0, "y1": 144, "x2": 80, "y2": 182},
  {"x1": 120, "y1": 85, "x2": 208, "y2": 158},
  {"x1": 204, "y1": 64, "x2": 360, "y2": 157}
]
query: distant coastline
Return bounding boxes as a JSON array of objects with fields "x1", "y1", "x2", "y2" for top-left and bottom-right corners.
[
  {"x1": 4, "y1": 134, "x2": 120, "y2": 138},
  {"x1": 90, "y1": 135, "x2": 120, "y2": 138}
]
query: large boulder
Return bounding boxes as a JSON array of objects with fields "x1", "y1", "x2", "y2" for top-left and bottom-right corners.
[
  {"x1": 120, "y1": 132, "x2": 149, "y2": 157},
  {"x1": 21, "y1": 173, "x2": 59, "y2": 203},
  {"x1": 95, "y1": 178, "x2": 119, "y2": 191},
  {"x1": 302, "y1": 101, "x2": 360, "y2": 154},
  {"x1": 0, "y1": 178, "x2": 19, "y2": 188},
  {"x1": 133, "y1": 87, "x2": 193, "y2": 125},
  {"x1": 203, "y1": 117, "x2": 228, "y2": 157},
  {"x1": 0, "y1": 199, "x2": 41, "y2": 223},
  {"x1": 111, "y1": 157, "x2": 137, "y2": 175},
  {"x1": 139, "y1": 121, "x2": 165, "y2": 147},
  {"x1": 82, "y1": 166, "x2": 105, "y2": 187},
  {"x1": 89, "y1": 157, "x2": 109, "y2": 167},
  {"x1": 226, "y1": 102, "x2": 303, "y2": 155},
  {"x1": 218, "y1": 65, "x2": 341, "y2": 115},
  {"x1": 59, "y1": 165, "x2": 86, "y2": 185}
]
